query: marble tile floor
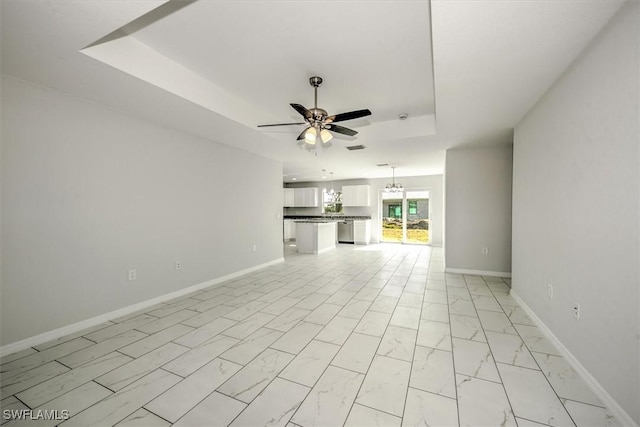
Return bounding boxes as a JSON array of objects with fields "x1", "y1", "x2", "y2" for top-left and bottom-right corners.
[{"x1": 0, "y1": 243, "x2": 620, "y2": 427}]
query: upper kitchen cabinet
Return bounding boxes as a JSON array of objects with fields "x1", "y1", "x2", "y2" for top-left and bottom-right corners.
[
  {"x1": 293, "y1": 187, "x2": 319, "y2": 207},
  {"x1": 283, "y1": 188, "x2": 295, "y2": 207},
  {"x1": 342, "y1": 185, "x2": 370, "y2": 206}
]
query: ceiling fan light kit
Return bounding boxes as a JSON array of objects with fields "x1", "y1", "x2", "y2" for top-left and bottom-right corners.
[{"x1": 258, "y1": 76, "x2": 371, "y2": 148}]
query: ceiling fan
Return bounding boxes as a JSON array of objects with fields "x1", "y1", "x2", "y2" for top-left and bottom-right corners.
[{"x1": 257, "y1": 76, "x2": 371, "y2": 146}]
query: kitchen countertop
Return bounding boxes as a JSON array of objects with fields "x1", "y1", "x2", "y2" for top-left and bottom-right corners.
[{"x1": 284, "y1": 215, "x2": 371, "y2": 220}]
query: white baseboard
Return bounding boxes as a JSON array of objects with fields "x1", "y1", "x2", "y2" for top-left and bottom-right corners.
[
  {"x1": 0, "y1": 257, "x2": 285, "y2": 358},
  {"x1": 444, "y1": 267, "x2": 511, "y2": 278},
  {"x1": 510, "y1": 290, "x2": 638, "y2": 427}
]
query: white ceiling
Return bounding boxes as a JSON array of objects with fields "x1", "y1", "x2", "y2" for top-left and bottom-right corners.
[{"x1": 1, "y1": 0, "x2": 625, "y2": 183}]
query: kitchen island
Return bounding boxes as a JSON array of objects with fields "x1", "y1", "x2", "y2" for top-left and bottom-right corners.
[{"x1": 295, "y1": 220, "x2": 337, "y2": 254}]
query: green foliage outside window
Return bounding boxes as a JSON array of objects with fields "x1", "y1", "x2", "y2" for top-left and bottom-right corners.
[{"x1": 409, "y1": 200, "x2": 417, "y2": 215}]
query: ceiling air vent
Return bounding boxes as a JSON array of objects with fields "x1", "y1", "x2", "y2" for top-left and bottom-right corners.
[
  {"x1": 376, "y1": 163, "x2": 389, "y2": 167},
  {"x1": 346, "y1": 145, "x2": 366, "y2": 151}
]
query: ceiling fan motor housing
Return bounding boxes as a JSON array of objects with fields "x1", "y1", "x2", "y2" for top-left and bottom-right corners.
[{"x1": 309, "y1": 76, "x2": 323, "y2": 87}]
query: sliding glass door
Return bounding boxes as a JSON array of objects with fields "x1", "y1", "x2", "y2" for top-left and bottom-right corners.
[{"x1": 381, "y1": 190, "x2": 430, "y2": 244}]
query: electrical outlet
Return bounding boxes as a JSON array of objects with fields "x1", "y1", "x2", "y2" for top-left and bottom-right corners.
[
  {"x1": 128, "y1": 269, "x2": 137, "y2": 281},
  {"x1": 547, "y1": 284, "x2": 553, "y2": 300},
  {"x1": 481, "y1": 247, "x2": 489, "y2": 255},
  {"x1": 573, "y1": 303, "x2": 581, "y2": 319},
  {"x1": 175, "y1": 261, "x2": 182, "y2": 270}
]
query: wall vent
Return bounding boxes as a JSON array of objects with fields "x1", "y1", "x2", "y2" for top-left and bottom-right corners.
[
  {"x1": 346, "y1": 145, "x2": 366, "y2": 151},
  {"x1": 376, "y1": 163, "x2": 389, "y2": 167}
]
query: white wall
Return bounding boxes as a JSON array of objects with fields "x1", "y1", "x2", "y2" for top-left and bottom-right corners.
[
  {"x1": 444, "y1": 145, "x2": 513, "y2": 275},
  {"x1": 1, "y1": 76, "x2": 284, "y2": 346},
  {"x1": 285, "y1": 174, "x2": 444, "y2": 246},
  {"x1": 512, "y1": 2, "x2": 639, "y2": 423}
]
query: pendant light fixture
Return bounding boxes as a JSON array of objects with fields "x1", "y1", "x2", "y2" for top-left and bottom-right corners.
[
  {"x1": 328, "y1": 172, "x2": 336, "y2": 196},
  {"x1": 385, "y1": 166, "x2": 403, "y2": 193}
]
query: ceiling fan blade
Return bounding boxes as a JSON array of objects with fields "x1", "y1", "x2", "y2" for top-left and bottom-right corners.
[
  {"x1": 328, "y1": 124, "x2": 358, "y2": 136},
  {"x1": 296, "y1": 127, "x2": 311, "y2": 140},
  {"x1": 291, "y1": 103, "x2": 313, "y2": 120},
  {"x1": 257, "y1": 122, "x2": 306, "y2": 127},
  {"x1": 326, "y1": 109, "x2": 371, "y2": 123}
]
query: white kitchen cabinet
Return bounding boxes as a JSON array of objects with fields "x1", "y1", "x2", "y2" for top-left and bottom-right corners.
[
  {"x1": 354, "y1": 220, "x2": 371, "y2": 245},
  {"x1": 293, "y1": 187, "x2": 319, "y2": 207},
  {"x1": 342, "y1": 185, "x2": 370, "y2": 206},
  {"x1": 283, "y1": 219, "x2": 296, "y2": 241},
  {"x1": 283, "y1": 188, "x2": 295, "y2": 207}
]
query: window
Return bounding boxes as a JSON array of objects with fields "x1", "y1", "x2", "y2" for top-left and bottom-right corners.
[
  {"x1": 409, "y1": 200, "x2": 417, "y2": 215},
  {"x1": 388, "y1": 204, "x2": 402, "y2": 219},
  {"x1": 323, "y1": 189, "x2": 343, "y2": 214}
]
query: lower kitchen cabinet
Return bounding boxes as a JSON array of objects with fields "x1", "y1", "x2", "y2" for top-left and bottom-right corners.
[
  {"x1": 283, "y1": 219, "x2": 296, "y2": 241},
  {"x1": 354, "y1": 220, "x2": 371, "y2": 245}
]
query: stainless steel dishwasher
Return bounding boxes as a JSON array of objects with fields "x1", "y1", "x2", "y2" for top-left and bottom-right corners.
[{"x1": 337, "y1": 220, "x2": 354, "y2": 243}]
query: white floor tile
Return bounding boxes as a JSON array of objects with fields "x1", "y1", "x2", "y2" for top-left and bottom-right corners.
[
  {"x1": 344, "y1": 403, "x2": 401, "y2": 427},
  {"x1": 410, "y1": 346, "x2": 456, "y2": 398},
  {"x1": 304, "y1": 303, "x2": 343, "y2": 325},
  {"x1": 497, "y1": 363, "x2": 574, "y2": 426},
  {"x1": 62, "y1": 369, "x2": 181, "y2": 427},
  {"x1": 15, "y1": 381, "x2": 113, "y2": 427},
  {"x1": 1, "y1": 338, "x2": 93, "y2": 376},
  {"x1": 452, "y1": 338, "x2": 500, "y2": 382},
  {"x1": 270, "y1": 322, "x2": 323, "y2": 354},
  {"x1": 450, "y1": 314, "x2": 487, "y2": 342},
  {"x1": 513, "y1": 324, "x2": 562, "y2": 356},
  {"x1": 421, "y1": 302, "x2": 449, "y2": 323},
  {"x1": 532, "y1": 353, "x2": 602, "y2": 407},
  {"x1": 222, "y1": 312, "x2": 277, "y2": 340},
  {"x1": 115, "y1": 409, "x2": 170, "y2": 427},
  {"x1": 332, "y1": 333, "x2": 380, "y2": 374},
  {"x1": 266, "y1": 308, "x2": 312, "y2": 332},
  {"x1": 229, "y1": 378, "x2": 309, "y2": 427},
  {"x1": 17, "y1": 351, "x2": 131, "y2": 408},
  {"x1": 291, "y1": 366, "x2": 364, "y2": 427},
  {"x1": 338, "y1": 299, "x2": 372, "y2": 320},
  {"x1": 95, "y1": 342, "x2": 188, "y2": 391},
  {"x1": 416, "y1": 320, "x2": 452, "y2": 351},
  {"x1": 377, "y1": 326, "x2": 417, "y2": 362},
  {"x1": 403, "y1": 387, "x2": 459, "y2": 427},
  {"x1": 218, "y1": 328, "x2": 283, "y2": 365},
  {"x1": 325, "y1": 290, "x2": 357, "y2": 306},
  {"x1": 145, "y1": 358, "x2": 242, "y2": 422},
  {"x1": 354, "y1": 311, "x2": 393, "y2": 337},
  {"x1": 485, "y1": 331, "x2": 538, "y2": 369},
  {"x1": 471, "y1": 294, "x2": 502, "y2": 312},
  {"x1": 476, "y1": 310, "x2": 517, "y2": 335},
  {"x1": 164, "y1": 334, "x2": 240, "y2": 376},
  {"x1": 389, "y1": 307, "x2": 421, "y2": 330},
  {"x1": 173, "y1": 317, "x2": 236, "y2": 348},
  {"x1": 369, "y1": 296, "x2": 399, "y2": 314},
  {"x1": 217, "y1": 348, "x2": 294, "y2": 403},
  {"x1": 562, "y1": 399, "x2": 621, "y2": 427},
  {"x1": 119, "y1": 324, "x2": 194, "y2": 358},
  {"x1": 279, "y1": 340, "x2": 340, "y2": 387},
  {"x1": 172, "y1": 392, "x2": 246, "y2": 427},
  {"x1": 314, "y1": 316, "x2": 359, "y2": 345},
  {"x1": 356, "y1": 355, "x2": 411, "y2": 417},
  {"x1": 1, "y1": 361, "x2": 69, "y2": 399},
  {"x1": 3, "y1": 245, "x2": 619, "y2": 427},
  {"x1": 456, "y1": 374, "x2": 517, "y2": 427}
]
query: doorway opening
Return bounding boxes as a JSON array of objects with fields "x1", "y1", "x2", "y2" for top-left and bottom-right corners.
[{"x1": 381, "y1": 190, "x2": 430, "y2": 244}]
